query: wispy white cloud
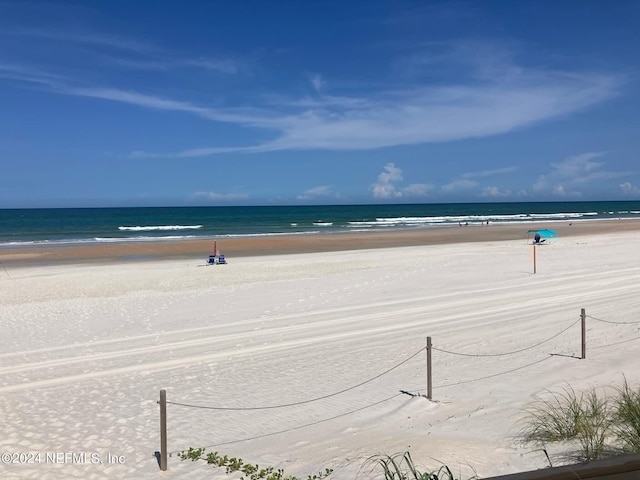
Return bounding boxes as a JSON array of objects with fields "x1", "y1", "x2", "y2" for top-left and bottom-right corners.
[
  {"x1": 191, "y1": 191, "x2": 249, "y2": 202},
  {"x1": 2, "y1": 28, "x2": 155, "y2": 53},
  {"x1": 442, "y1": 178, "x2": 477, "y2": 192},
  {"x1": 104, "y1": 56, "x2": 240, "y2": 74},
  {"x1": 309, "y1": 73, "x2": 325, "y2": 92},
  {"x1": 394, "y1": 39, "x2": 522, "y2": 84},
  {"x1": 55, "y1": 86, "x2": 270, "y2": 127},
  {"x1": 0, "y1": 63, "x2": 63, "y2": 86},
  {"x1": 461, "y1": 166, "x2": 517, "y2": 179},
  {"x1": 174, "y1": 70, "x2": 619, "y2": 155},
  {"x1": 532, "y1": 152, "x2": 628, "y2": 197},
  {"x1": 1, "y1": 33, "x2": 623, "y2": 156},
  {"x1": 178, "y1": 58, "x2": 239, "y2": 74},
  {"x1": 296, "y1": 185, "x2": 338, "y2": 201},
  {"x1": 2, "y1": 26, "x2": 240, "y2": 77}
]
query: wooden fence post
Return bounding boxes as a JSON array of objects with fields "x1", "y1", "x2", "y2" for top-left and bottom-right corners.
[
  {"x1": 581, "y1": 308, "x2": 586, "y2": 360},
  {"x1": 426, "y1": 337, "x2": 432, "y2": 400},
  {"x1": 160, "y1": 389, "x2": 167, "y2": 471}
]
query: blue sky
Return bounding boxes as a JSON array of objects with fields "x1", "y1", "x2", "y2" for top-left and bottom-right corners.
[{"x1": 1, "y1": 1, "x2": 639, "y2": 207}]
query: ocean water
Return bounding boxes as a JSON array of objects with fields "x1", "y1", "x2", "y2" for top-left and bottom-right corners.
[{"x1": 0, "y1": 201, "x2": 639, "y2": 246}]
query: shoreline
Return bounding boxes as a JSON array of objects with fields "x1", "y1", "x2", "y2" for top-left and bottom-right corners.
[{"x1": 1, "y1": 219, "x2": 640, "y2": 267}]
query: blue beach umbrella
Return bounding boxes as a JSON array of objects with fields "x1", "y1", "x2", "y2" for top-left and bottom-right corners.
[
  {"x1": 528, "y1": 229, "x2": 558, "y2": 273},
  {"x1": 527, "y1": 228, "x2": 558, "y2": 244}
]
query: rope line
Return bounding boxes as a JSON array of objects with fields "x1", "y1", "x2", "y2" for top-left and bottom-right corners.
[
  {"x1": 169, "y1": 392, "x2": 403, "y2": 455},
  {"x1": 436, "y1": 355, "x2": 554, "y2": 389},
  {"x1": 586, "y1": 314, "x2": 640, "y2": 326},
  {"x1": 167, "y1": 347, "x2": 423, "y2": 411},
  {"x1": 590, "y1": 334, "x2": 640, "y2": 350},
  {"x1": 432, "y1": 318, "x2": 580, "y2": 357}
]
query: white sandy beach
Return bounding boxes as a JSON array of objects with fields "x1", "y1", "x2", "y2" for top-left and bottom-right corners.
[{"x1": 1, "y1": 230, "x2": 640, "y2": 480}]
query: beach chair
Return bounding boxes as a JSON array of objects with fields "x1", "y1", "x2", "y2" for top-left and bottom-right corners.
[
  {"x1": 533, "y1": 233, "x2": 546, "y2": 245},
  {"x1": 218, "y1": 254, "x2": 227, "y2": 264},
  {"x1": 207, "y1": 255, "x2": 216, "y2": 265}
]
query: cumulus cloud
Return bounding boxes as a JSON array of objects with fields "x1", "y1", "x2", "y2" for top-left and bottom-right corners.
[
  {"x1": 371, "y1": 163, "x2": 404, "y2": 198},
  {"x1": 620, "y1": 182, "x2": 640, "y2": 196},
  {"x1": 481, "y1": 186, "x2": 511, "y2": 198},
  {"x1": 370, "y1": 163, "x2": 431, "y2": 199},
  {"x1": 442, "y1": 166, "x2": 515, "y2": 196},
  {"x1": 552, "y1": 184, "x2": 581, "y2": 197}
]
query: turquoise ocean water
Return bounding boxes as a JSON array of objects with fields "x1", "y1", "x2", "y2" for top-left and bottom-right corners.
[{"x1": 1, "y1": 201, "x2": 639, "y2": 246}]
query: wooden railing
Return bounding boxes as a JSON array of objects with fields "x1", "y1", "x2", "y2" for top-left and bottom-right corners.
[{"x1": 483, "y1": 454, "x2": 640, "y2": 480}]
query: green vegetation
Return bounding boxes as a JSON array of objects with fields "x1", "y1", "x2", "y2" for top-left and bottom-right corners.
[
  {"x1": 521, "y1": 378, "x2": 640, "y2": 461},
  {"x1": 613, "y1": 378, "x2": 640, "y2": 453},
  {"x1": 179, "y1": 447, "x2": 333, "y2": 480},
  {"x1": 363, "y1": 452, "x2": 472, "y2": 480},
  {"x1": 180, "y1": 448, "x2": 467, "y2": 480}
]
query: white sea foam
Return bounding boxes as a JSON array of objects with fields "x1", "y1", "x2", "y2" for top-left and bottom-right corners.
[
  {"x1": 347, "y1": 211, "x2": 598, "y2": 228},
  {"x1": 95, "y1": 235, "x2": 198, "y2": 242},
  {"x1": 118, "y1": 225, "x2": 203, "y2": 231}
]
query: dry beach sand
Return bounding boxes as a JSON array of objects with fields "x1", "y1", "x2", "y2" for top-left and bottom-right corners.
[{"x1": 1, "y1": 221, "x2": 640, "y2": 479}]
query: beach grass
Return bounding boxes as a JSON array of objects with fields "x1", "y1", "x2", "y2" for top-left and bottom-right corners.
[
  {"x1": 521, "y1": 379, "x2": 640, "y2": 461},
  {"x1": 613, "y1": 378, "x2": 640, "y2": 453},
  {"x1": 362, "y1": 452, "x2": 470, "y2": 480}
]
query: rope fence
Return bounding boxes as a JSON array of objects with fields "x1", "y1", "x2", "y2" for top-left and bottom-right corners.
[
  {"x1": 434, "y1": 355, "x2": 555, "y2": 389},
  {"x1": 586, "y1": 314, "x2": 640, "y2": 326},
  {"x1": 166, "y1": 347, "x2": 424, "y2": 411},
  {"x1": 431, "y1": 318, "x2": 581, "y2": 358},
  {"x1": 173, "y1": 392, "x2": 403, "y2": 453},
  {"x1": 155, "y1": 307, "x2": 640, "y2": 470}
]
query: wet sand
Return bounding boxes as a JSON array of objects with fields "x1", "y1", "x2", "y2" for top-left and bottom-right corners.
[{"x1": 1, "y1": 219, "x2": 639, "y2": 267}]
